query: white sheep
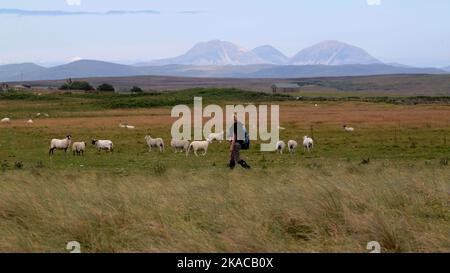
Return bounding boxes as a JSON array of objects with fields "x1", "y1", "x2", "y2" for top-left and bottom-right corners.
[
  {"x1": 276, "y1": 140, "x2": 286, "y2": 154},
  {"x1": 36, "y1": 113, "x2": 41, "y2": 117},
  {"x1": 119, "y1": 123, "x2": 135, "y2": 129},
  {"x1": 1, "y1": 117, "x2": 11, "y2": 124},
  {"x1": 207, "y1": 132, "x2": 224, "y2": 143},
  {"x1": 72, "y1": 141, "x2": 86, "y2": 156},
  {"x1": 49, "y1": 135, "x2": 72, "y2": 156},
  {"x1": 145, "y1": 135, "x2": 164, "y2": 152},
  {"x1": 287, "y1": 140, "x2": 298, "y2": 153},
  {"x1": 171, "y1": 139, "x2": 190, "y2": 153},
  {"x1": 343, "y1": 125, "x2": 355, "y2": 132},
  {"x1": 186, "y1": 140, "x2": 211, "y2": 156},
  {"x1": 92, "y1": 139, "x2": 114, "y2": 152},
  {"x1": 26, "y1": 119, "x2": 33, "y2": 124},
  {"x1": 303, "y1": 136, "x2": 314, "y2": 152}
]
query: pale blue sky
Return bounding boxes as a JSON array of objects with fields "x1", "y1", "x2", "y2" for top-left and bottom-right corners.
[{"x1": 0, "y1": 0, "x2": 449, "y2": 67}]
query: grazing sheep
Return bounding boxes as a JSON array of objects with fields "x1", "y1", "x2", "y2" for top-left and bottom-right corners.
[
  {"x1": 186, "y1": 140, "x2": 211, "y2": 156},
  {"x1": 303, "y1": 136, "x2": 314, "y2": 152},
  {"x1": 26, "y1": 119, "x2": 33, "y2": 124},
  {"x1": 145, "y1": 135, "x2": 164, "y2": 152},
  {"x1": 343, "y1": 125, "x2": 355, "y2": 132},
  {"x1": 276, "y1": 140, "x2": 286, "y2": 154},
  {"x1": 36, "y1": 113, "x2": 41, "y2": 117},
  {"x1": 49, "y1": 135, "x2": 72, "y2": 156},
  {"x1": 171, "y1": 139, "x2": 190, "y2": 153},
  {"x1": 92, "y1": 139, "x2": 114, "y2": 152},
  {"x1": 44, "y1": 113, "x2": 49, "y2": 117},
  {"x1": 207, "y1": 132, "x2": 224, "y2": 143},
  {"x1": 119, "y1": 123, "x2": 135, "y2": 129},
  {"x1": 72, "y1": 141, "x2": 86, "y2": 156},
  {"x1": 287, "y1": 140, "x2": 298, "y2": 153},
  {"x1": 1, "y1": 117, "x2": 11, "y2": 124}
]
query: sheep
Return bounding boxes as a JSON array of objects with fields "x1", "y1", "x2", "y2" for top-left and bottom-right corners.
[
  {"x1": 49, "y1": 135, "x2": 72, "y2": 156},
  {"x1": 72, "y1": 141, "x2": 86, "y2": 156},
  {"x1": 119, "y1": 123, "x2": 135, "y2": 129},
  {"x1": 287, "y1": 140, "x2": 298, "y2": 153},
  {"x1": 26, "y1": 119, "x2": 33, "y2": 124},
  {"x1": 170, "y1": 139, "x2": 190, "y2": 153},
  {"x1": 92, "y1": 139, "x2": 114, "y2": 152},
  {"x1": 1, "y1": 118, "x2": 11, "y2": 124},
  {"x1": 343, "y1": 125, "x2": 355, "y2": 132},
  {"x1": 145, "y1": 135, "x2": 164, "y2": 152},
  {"x1": 276, "y1": 140, "x2": 286, "y2": 154},
  {"x1": 36, "y1": 113, "x2": 41, "y2": 117},
  {"x1": 186, "y1": 140, "x2": 211, "y2": 156},
  {"x1": 207, "y1": 132, "x2": 224, "y2": 143},
  {"x1": 303, "y1": 136, "x2": 314, "y2": 152}
]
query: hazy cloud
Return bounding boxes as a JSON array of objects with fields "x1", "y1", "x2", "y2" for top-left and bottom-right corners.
[
  {"x1": 66, "y1": 0, "x2": 81, "y2": 6},
  {"x1": 178, "y1": 10, "x2": 205, "y2": 14},
  {"x1": 0, "y1": 8, "x2": 160, "y2": 16},
  {"x1": 366, "y1": 0, "x2": 382, "y2": 6}
]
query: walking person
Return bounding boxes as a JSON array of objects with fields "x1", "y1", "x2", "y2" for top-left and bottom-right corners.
[{"x1": 227, "y1": 114, "x2": 251, "y2": 169}]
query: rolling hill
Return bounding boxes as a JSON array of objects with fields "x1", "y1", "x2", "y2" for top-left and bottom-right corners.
[
  {"x1": 290, "y1": 40, "x2": 381, "y2": 65},
  {"x1": 137, "y1": 40, "x2": 266, "y2": 66}
]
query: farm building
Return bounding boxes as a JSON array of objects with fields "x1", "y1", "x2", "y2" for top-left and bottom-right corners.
[
  {"x1": 1, "y1": 83, "x2": 9, "y2": 92},
  {"x1": 12, "y1": 84, "x2": 31, "y2": 91},
  {"x1": 271, "y1": 83, "x2": 300, "y2": 93}
]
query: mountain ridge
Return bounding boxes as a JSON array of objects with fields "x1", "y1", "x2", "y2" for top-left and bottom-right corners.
[{"x1": 0, "y1": 60, "x2": 446, "y2": 82}]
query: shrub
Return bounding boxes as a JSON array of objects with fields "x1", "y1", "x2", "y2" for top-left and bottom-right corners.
[
  {"x1": 130, "y1": 86, "x2": 143, "y2": 93},
  {"x1": 59, "y1": 79, "x2": 94, "y2": 91},
  {"x1": 97, "y1": 83, "x2": 115, "y2": 92}
]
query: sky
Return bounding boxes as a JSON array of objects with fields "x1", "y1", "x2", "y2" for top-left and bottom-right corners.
[{"x1": 0, "y1": 0, "x2": 449, "y2": 67}]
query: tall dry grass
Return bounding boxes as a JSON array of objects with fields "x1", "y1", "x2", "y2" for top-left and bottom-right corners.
[{"x1": 0, "y1": 161, "x2": 448, "y2": 253}]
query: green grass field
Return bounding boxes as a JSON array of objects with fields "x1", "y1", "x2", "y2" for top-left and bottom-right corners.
[{"x1": 0, "y1": 89, "x2": 449, "y2": 252}]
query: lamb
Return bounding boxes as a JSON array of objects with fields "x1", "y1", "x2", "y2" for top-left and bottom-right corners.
[
  {"x1": 303, "y1": 136, "x2": 314, "y2": 152},
  {"x1": 92, "y1": 139, "x2": 114, "y2": 152},
  {"x1": 287, "y1": 140, "x2": 298, "y2": 153},
  {"x1": 276, "y1": 140, "x2": 286, "y2": 154},
  {"x1": 343, "y1": 125, "x2": 355, "y2": 132},
  {"x1": 1, "y1": 118, "x2": 11, "y2": 124},
  {"x1": 145, "y1": 135, "x2": 164, "y2": 152},
  {"x1": 72, "y1": 141, "x2": 86, "y2": 156},
  {"x1": 186, "y1": 140, "x2": 211, "y2": 156},
  {"x1": 207, "y1": 132, "x2": 224, "y2": 143},
  {"x1": 49, "y1": 135, "x2": 72, "y2": 156},
  {"x1": 170, "y1": 139, "x2": 190, "y2": 153}
]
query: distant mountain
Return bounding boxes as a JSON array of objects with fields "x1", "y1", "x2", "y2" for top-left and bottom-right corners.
[
  {"x1": 290, "y1": 40, "x2": 381, "y2": 66},
  {"x1": 442, "y1": 66, "x2": 450, "y2": 72},
  {"x1": 251, "y1": 45, "x2": 288, "y2": 65},
  {"x1": 0, "y1": 63, "x2": 46, "y2": 81},
  {"x1": 8, "y1": 60, "x2": 143, "y2": 81},
  {"x1": 137, "y1": 40, "x2": 266, "y2": 66},
  {"x1": 0, "y1": 60, "x2": 446, "y2": 82},
  {"x1": 386, "y1": 62, "x2": 413, "y2": 68}
]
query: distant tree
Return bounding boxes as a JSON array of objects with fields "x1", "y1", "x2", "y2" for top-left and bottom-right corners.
[
  {"x1": 130, "y1": 86, "x2": 143, "y2": 93},
  {"x1": 59, "y1": 79, "x2": 94, "y2": 91},
  {"x1": 97, "y1": 83, "x2": 115, "y2": 92}
]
